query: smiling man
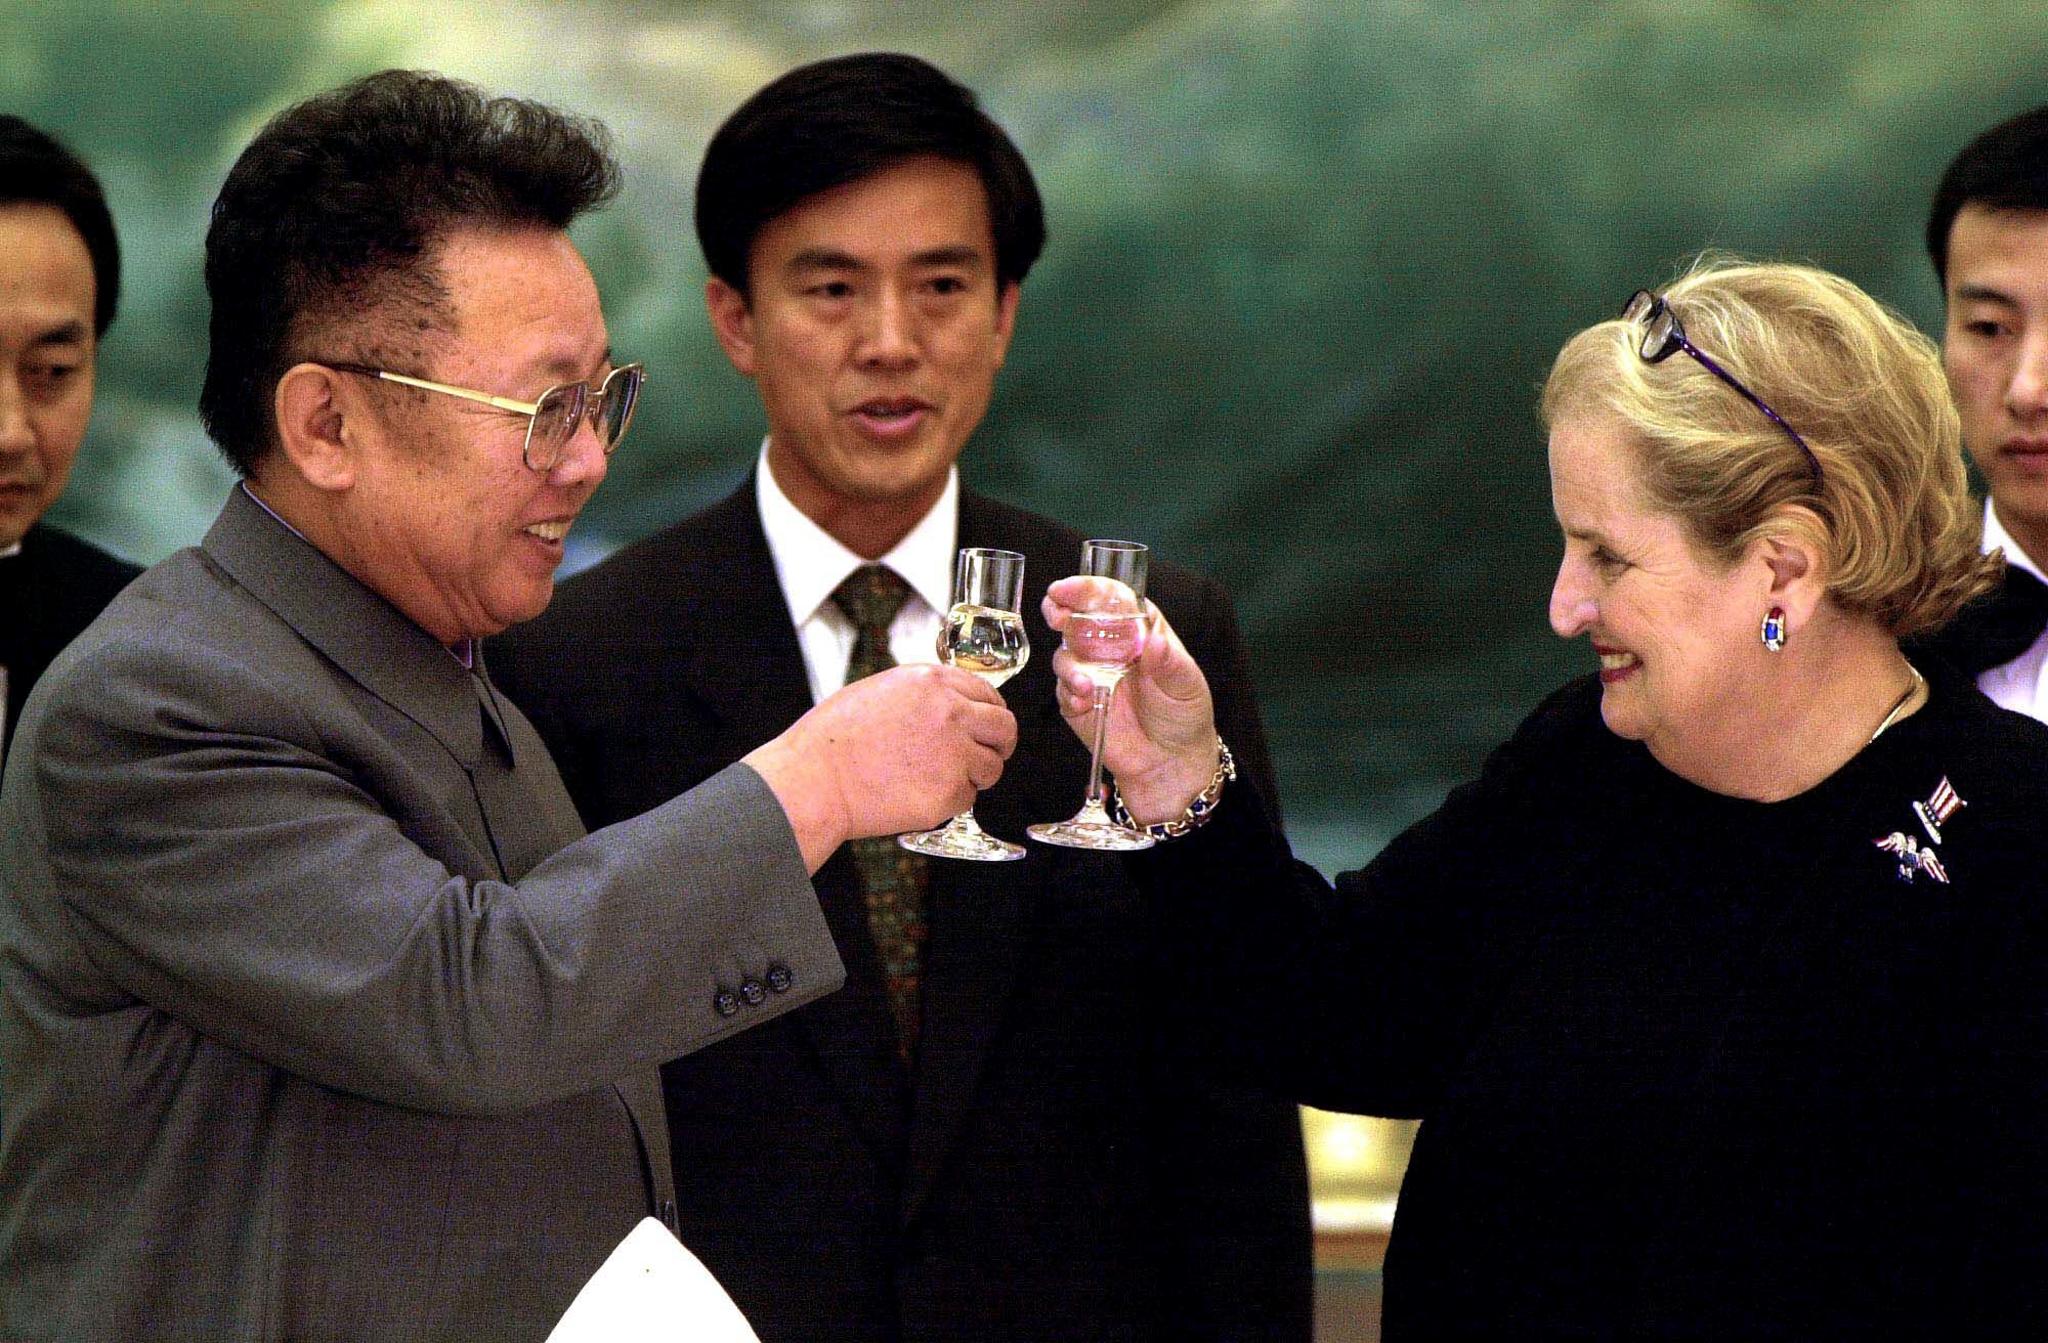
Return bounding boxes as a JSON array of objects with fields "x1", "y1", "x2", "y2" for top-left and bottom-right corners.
[
  {"x1": 0, "y1": 117, "x2": 138, "y2": 769},
  {"x1": 494, "y1": 53, "x2": 1311, "y2": 1343},
  {"x1": 1920, "y1": 105, "x2": 2048, "y2": 721},
  {"x1": 0, "y1": 71, "x2": 1015, "y2": 1340}
]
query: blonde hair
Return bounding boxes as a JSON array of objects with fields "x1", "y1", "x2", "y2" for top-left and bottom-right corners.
[{"x1": 1540, "y1": 255, "x2": 1997, "y2": 637}]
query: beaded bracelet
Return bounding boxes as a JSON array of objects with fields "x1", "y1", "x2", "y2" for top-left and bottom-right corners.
[{"x1": 1110, "y1": 737, "x2": 1235, "y2": 841}]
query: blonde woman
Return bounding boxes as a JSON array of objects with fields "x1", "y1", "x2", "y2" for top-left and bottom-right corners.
[{"x1": 1051, "y1": 259, "x2": 2047, "y2": 1337}]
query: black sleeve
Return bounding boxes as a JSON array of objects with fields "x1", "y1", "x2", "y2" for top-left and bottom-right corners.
[
  {"x1": 1145, "y1": 571, "x2": 1315, "y2": 1341},
  {"x1": 1134, "y1": 679, "x2": 1592, "y2": 1117},
  {"x1": 1175, "y1": 570, "x2": 1284, "y2": 826}
]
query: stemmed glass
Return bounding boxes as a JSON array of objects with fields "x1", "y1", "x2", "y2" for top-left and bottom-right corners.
[
  {"x1": 899, "y1": 547, "x2": 1031, "y2": 862},
  {"x1": 1028, "y1": 540, "x2": 1156, "y2": 851}
]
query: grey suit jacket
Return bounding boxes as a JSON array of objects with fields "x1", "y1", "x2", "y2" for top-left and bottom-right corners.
[{"x1": 0, "y1": 487, "x2": 844, "y2": 1341}]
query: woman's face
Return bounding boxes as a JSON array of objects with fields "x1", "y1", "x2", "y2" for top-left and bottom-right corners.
[{"x1": 1547, "y1": 414, "x2": 1773, "y2": 773}]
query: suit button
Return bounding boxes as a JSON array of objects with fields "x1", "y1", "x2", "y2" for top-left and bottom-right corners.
[
  {"x1": 765, "y1": 963, "x2": 794, "y2": 993},
  {"x1": 739, "y1": 977, "x2": 767, "y2": 1006},
  {"x1": 713, "y1": 988, "x2": 740, "y2": 1017}
]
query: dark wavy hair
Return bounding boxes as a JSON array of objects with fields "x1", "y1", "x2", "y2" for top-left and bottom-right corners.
[
  {"x1": 0, "y1": 115, "x2": 120, "y2": 337},
  {"x1": 1927, "y1": 104, "x2": 2048, "y2": 285},
  {"x1": 696, "y1": 52, "x2": 1045, "y2": 300},
  {"x1": 199, "y1": 69, "x2": 619, "y2": 476}
]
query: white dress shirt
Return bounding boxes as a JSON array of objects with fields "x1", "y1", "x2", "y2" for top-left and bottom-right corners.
[
  {"x1": 754, "y1": 441, "x2": 958, "y2": 705},
  {"x1": 1978, "y1": 498, "x2": 2048, "y2": 724}
]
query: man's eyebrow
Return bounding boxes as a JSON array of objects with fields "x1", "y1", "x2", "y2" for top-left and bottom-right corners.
[
  {"x1": 781, "y1": 245, "x2": 989, "y2": 273},
  {"x1": 536, "y1": 346, "x2": 614, "y2": 382},
  {"x1": 909, "y1": 244, "x2": 985, "y2": 269},
  {"x1": 1952, "y1": 282, "x2": 2018, "y2": 306},
  {"x1": 785, "y1": 247, "x2": 865, "y2": 273},
  {"x1": 29, "y1": 320, "x2": 88, "y2": 348}
]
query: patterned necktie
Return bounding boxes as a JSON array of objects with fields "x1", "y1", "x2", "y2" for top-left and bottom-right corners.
[{"x1": 829, "y1": 565, "x2": 930, "y2": 1063}]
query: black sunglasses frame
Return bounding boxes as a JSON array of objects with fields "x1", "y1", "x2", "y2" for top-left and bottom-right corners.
[{"x1": 1620, "y1": 290, "x2": 1823, "y2": 489}]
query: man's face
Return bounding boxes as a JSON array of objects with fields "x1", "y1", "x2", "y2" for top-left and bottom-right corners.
[
  {"x1": 332, "y1": 225, "x2": 612, "y2": 644},
  {"x1": 707, "y1": 156, "x2": 1019, "y2": 536},
  {"x1": 0, "y1": 204, "x2": 97, "y2": 550},
  {"x1": 1942, "y1": 203, "x2": 2048, "y2": 563}
]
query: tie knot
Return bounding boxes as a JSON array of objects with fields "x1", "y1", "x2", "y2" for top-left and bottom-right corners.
[{"x1": 830, "y1": 565, "x2": 914, "y2": 637}]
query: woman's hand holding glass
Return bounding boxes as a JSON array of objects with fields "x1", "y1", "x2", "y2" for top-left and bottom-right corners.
[{"x1": 1040, "y1": 574, "x2": 1222, "y2": 829}]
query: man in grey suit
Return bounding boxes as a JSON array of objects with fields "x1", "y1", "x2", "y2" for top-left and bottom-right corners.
[{"x1": 0, "y1": 71, "x2": 1013, "y2": 1340}]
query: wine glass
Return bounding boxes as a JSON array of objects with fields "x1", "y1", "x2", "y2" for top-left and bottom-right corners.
[
  {"x1": 899, "y1": 547, "x2": 1031, "y2": 862},
  {"x1": 1028, "y1": 540, "x2": 1156, "y2": 852}
]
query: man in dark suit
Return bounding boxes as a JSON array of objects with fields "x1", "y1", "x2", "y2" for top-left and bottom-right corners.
[
  {"x1": 0, "y1": 70, "x2": 1013, "y2": 1339},
  {"x1": 0, "y1": 116, "x2": 139, "y2": 768},
  {"x1": 1919, "y1": 105, "x2": 2048, "y2": 717},
  {"x1": 494, "y1": 53, "x2": 1312, "y2": 1341}
]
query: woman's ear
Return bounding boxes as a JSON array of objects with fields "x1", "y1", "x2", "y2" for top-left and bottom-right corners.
[{"x1": 1756, "y1": 504, "x2": 1828, "y2": 627}]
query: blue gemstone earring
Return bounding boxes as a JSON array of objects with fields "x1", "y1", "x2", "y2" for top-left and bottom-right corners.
[{"x1": 1760, "y1": 607, "x2": 1787, "y2": 652}]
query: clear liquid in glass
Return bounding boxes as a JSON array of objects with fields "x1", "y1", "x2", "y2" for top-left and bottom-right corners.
[
  {"x1": 1062, "y1": 610, "x2": 1148, "y2": 686},
  {"x1": 941, "y1": 602, "x2": 1029, "y2": 687}
]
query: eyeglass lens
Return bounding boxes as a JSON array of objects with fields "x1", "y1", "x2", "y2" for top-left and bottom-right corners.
[
  {"x1": 527, "y1": 385, "x2": 586, "y2": 469},
  {"x1": 526, "y1": 366, "x2": 643, "y2": 469},
  {"x1": 595, "y1": 366, "x2": 641, "y2": 448},
  {"x1": 1621, "y1": 292, "x2": 1679, "y2": 363}
]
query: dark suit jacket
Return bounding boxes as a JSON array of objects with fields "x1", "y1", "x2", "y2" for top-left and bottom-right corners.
[
  {"x1": 0, "y1": 523, "x2": 139, "y2": 769},
  {"x1": 0, "y1": 488, "x2": 843, "y2": 1340},
  {"x1": 1906, "y1": 566, "x2": 2048, "y2": 687},
  {"x1": 494, "y1": 479, "x2": 1313, "y2": 1342}
]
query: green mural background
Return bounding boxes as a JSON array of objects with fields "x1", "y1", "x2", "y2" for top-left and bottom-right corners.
[{"x1": 14, "y1": 0, "x2": 2048, "y2": 869}]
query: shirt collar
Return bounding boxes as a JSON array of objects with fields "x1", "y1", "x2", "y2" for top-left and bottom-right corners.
[
  {"x1": 754, "y1": 438, "x2": 957, "y2": 625},
  {"x1": 240, "y1": 479, "x2": 309, "y2": 544},
  {"x1": 1984, "y1": 496, "x2": 2047, "y2": 584},
  {"x1": 0, "y1": 541, "x2": 19, "y2": 560}
]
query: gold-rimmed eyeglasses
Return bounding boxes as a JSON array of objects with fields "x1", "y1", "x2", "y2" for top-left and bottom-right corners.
[{"x1": 322, "y1": 360, "x2": 645, "y2": 472}]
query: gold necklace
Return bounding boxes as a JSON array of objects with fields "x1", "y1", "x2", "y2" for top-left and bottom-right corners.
[{"x1": 1867, "y1": 662, "x2": 1925, "y2": 744}]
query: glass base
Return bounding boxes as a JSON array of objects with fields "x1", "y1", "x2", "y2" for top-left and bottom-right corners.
[
  {"x1": 898, "y1": 818, "x2": 1026, "y2": 862},
  {"x1": 1026, "y1": 816, "x2": 1156, "y2": 852}
]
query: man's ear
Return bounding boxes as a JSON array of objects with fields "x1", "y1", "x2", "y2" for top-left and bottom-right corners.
[
  {"x1": 705, "y1": 277, "x2": 758, "y2": 377},
  {"x1": 990, "y1": 280, "x2": 1022, "y2": 370},
  {"x1": 272, "y1": 363, "x2": 361, "y2": 493}
]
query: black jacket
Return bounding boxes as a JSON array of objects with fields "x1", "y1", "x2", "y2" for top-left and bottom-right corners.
[
  {"x1": 0, "y1": 523, "x2": 138, "y2": 770},
  {"x1": 1140, "y1": 669, "x2": 2048, "y2": 1339}
]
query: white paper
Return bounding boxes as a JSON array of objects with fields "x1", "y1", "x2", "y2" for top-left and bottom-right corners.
[{"x1": 546, "y1": 1217, "x2": 761, "y2": 1343}]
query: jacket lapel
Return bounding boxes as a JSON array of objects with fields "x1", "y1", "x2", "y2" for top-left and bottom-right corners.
[
  {"x1": 898, "y1": 489, "x2": 1072, "y2": 1220},
  {"x1": 681, "y1": 483, "x2": 912, "y2": 1163},
  {"x1": 668, "y1": 487, "x2": 818, "y2": 755}
]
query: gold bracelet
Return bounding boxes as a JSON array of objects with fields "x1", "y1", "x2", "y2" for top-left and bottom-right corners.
[{"x1": 1110, "y1": 737, "x2": 1235, "y2": 841}]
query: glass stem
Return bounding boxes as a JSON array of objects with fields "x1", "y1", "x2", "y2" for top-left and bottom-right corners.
[
  {"x1": 942, "y1": 807, "x2": 985, "y2": 837},
  {"x1": 1083, "y1": 683, "x2": 1114, "y2": 817}
]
